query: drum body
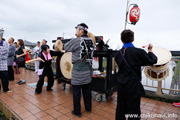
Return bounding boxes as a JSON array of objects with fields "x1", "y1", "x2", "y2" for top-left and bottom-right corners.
[
  {"x1": 144, "y1": 47, "x2": 172, "y2": 81},
  {"x1": 144, "y1": 64, "x2": 169, "y2": 81}
]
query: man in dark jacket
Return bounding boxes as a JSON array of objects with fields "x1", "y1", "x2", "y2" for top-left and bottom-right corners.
[
  {"x1": 115, "y1": 29, "x2": 157, "y2": 120},
  {"x1": 7, "y1": 37, "x2": 16, "y2": 81}
]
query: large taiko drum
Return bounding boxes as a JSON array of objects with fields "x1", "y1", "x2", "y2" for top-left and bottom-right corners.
[
  {"x1": 60, "y1": 52, "x2": 73, "y2": 79},
  {"x1": 144, "y1": 47, "x2": 172, "y2": 81}
]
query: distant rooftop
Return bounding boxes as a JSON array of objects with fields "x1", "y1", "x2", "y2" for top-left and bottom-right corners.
[{"x1": 24, "y1": 40, "x2": 36, "y2": 47}]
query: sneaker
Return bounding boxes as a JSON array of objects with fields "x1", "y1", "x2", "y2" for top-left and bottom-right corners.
[
  {"x1": 72, "y1": 111, "x2": 81, "y2": 117},
  {"x1": 47, "y1": 89, "x2": 53, "y2": 91},
  {"x1": 18, "y1": 80, "x2": 26, "y2": 85},
  {"x1": 17, "y1": 80, "x2": 23, "y2": 84},
  {"x1": 87, "y1": 110, "x2": 91, "y2": 113},
  {"x1": 4, "y1": 89, "x2": 12, "y2": 93},
  {"x1": 9, "y1": 79, "x2": 14, "y2": 81},
  {"x1": 173, "y1": 102, "x2": 180, "y2": 104},
  {"x1": 173, "y1": 102, "x2": 180, "y2": 107},
  {"x1": 35, "y1": 91, "x2": 41, "y2": 95}
]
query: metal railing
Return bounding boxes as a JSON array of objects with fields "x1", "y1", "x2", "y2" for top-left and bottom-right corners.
[
  {"x1": 26, "y1": 53, "x2": 56, "y2": 73},
  {"x1": 142, "y1": 58, "x2": 180, "y2": 95},
  {"x1": 27, "y1": 53, "x2": 180, "y2": 96}
]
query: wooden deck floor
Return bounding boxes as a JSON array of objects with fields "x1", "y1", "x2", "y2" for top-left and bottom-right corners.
[{"x1": 0, "y1": 70, "x2": 179, "y2": 120}]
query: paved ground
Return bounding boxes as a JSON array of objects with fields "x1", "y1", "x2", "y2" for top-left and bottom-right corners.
[{"x1": 0, "y1": 70, "x2": 180, "y2": 120}]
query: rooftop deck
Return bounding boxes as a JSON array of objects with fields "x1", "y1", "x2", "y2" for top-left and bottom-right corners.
[{"x1": 0, "y1": 70, "x2": 179, "y2": 120}]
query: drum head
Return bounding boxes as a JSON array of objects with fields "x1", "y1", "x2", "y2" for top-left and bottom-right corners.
[
  {"x1": 152, "y1": 47, "x2": 172, "y2": 65},
  {"x1": 149, "y1": 62, "x2": 169, "y2": 72},
  {"x1": 60, "y1": 52, "x2": 73, "y2": 79},
  {"x1": 55, "y1": 40, "x2": 63, "y2": 51}
]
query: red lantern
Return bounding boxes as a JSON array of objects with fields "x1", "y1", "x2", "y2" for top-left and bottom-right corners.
[{"x1": 129, "y1": 4, "x2": 140, "y2": 25}]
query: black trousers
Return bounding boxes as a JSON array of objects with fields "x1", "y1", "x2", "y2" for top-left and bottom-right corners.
[
  {"x1": 0, "y1": 71, "x2": 9, "y2": 92},
  {"x1": 72, "y1": 83, "x2": 92, "y2": 115},
  {"x1": 56, "y1": 57, "x2": 63, "y2": 79},
  {"x1": 116, "y1": 87, "x2": 141, "y2": 120},
  {"x1": 35, "y1": 67, "x2": 54, "y2": 93},
  {"x1": 8, "y1": 66, "x2": 14, "y2": 80}
]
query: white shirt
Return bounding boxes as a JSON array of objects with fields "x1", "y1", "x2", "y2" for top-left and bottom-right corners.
[{"x1": 33, "y1": 46, "x2": 40, "y2": 58}]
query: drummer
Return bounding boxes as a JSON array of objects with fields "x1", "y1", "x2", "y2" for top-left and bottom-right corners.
[
  {"x1": 115, "y1": 29, "x2": 157, "y2": 120},
  {"x1": 63, "y1": 23, "x2": 94, "y2": 117}
]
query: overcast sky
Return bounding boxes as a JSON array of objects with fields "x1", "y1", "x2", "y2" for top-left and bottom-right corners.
[{"x1": 0, "y1": 0, "x2": 180, "y2": 50}]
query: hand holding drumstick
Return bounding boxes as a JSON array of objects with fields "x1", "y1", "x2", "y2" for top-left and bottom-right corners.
[
  {"x1": 148, "y1": 43, "x2": 153, "y2": 52},
  {"x1": 142, "y1": 43, "x2": 153, "y2": 52}
]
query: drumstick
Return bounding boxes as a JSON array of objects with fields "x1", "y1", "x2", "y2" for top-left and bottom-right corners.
[{"x1": 142, "y1": 45, "x2": 148, "y2": 48}]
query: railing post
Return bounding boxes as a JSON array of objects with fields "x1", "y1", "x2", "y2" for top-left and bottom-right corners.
[{"x1": 156, "y1": 81, "x2": 163, "y2": 95}]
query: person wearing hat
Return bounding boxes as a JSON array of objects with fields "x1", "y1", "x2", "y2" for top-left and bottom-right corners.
[
  {"x1": 35, "y1": 44, "x2": 63, "y2": 94},
  {"x1": 33, "y1": 41, "x2": 41, "y2": 73},
  {"x1": 64, "y1": 23, "x2": 94, "y2": 117},
  {"x1": 115, "y1": 29, "x2": 157, "y2": 120}
]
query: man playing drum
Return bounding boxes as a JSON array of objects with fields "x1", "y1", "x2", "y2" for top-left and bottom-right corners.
[
  {"x1": 115, "y1": 29, "x2": 157, "y2": 120},
  {"x1": 64, "y1": 23, "x2": 94, "y2": 117}
]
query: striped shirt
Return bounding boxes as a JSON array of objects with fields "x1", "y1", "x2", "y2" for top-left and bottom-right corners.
[
  {"x1": 0, "y1": 40, "x2": 9, "y2": 71},
  {"x1": 64, "y1": 36, "x2": 94, "y2": 85}
]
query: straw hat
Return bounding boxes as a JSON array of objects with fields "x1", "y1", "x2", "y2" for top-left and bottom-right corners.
[
  {"x1": 60, "y1": 52, "x2": 73, "y2": 79},
  {"x1": 87, "y1": 32, "x2": 96, "y2": 45},
  {"x1": 55, "y1": 40, "x2": 63, "y2": 51}
]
